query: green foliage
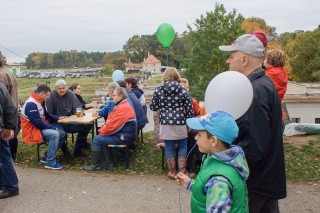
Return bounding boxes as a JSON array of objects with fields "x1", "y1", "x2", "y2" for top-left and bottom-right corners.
[
  {"x1": 112, "y1": 57, "x2": 126, "y2": 70},
  {"x1": 25, "y1": 51, "x2": 106, "y2": 69},
  {"x1": 286, "y1": 29, "x2": 320, "y2": 82},
  {"x1": 242, "y1": 17, "x2": 277, "y2": 36},
  {"x1": 123, "y1": 33, "x2": 187, "y2": 68},
  {"x1": 182, "y1": 3, "x2": 245, "y2": 100}
]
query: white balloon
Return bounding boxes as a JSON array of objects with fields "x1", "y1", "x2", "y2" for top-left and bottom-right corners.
[
  {"x1": 205, "y1": 71, "x2": 253, "y2": 119},
  {"x1": 112, "y1": 70, "x2": 124, "y2": 82}
]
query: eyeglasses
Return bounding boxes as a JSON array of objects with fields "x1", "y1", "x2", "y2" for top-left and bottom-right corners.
[{"x1": 43, "y1": 92, "x2": 50, "y2": 97}]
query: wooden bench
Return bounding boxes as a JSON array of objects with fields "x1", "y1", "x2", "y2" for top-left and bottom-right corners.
[{"x1": 107, "y1": 144, "x2": 129, "y2": 169}]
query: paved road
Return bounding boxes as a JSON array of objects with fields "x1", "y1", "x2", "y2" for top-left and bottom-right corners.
[
  {"x1": 1, "y1": 166, "x2": 320, "y2": 213},
  {"x1": 2, "y1": 167, "x2": 191, "y2": 213}
]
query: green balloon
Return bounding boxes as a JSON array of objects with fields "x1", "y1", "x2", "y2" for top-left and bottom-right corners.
[{"x1": 156, "y1": 23, "x2": 175, "y2": 48}]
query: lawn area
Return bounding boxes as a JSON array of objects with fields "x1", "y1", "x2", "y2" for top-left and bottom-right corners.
[
  {"x1": 17, "y1": 77, "x2": 111, "y2": 103},
  {"x1": 15, "y1": 77, "x2": 320, "y2": 180},
  {"x1": 15, "y1": 132, "x2": 320, "y2": 180},
  {"x1": 16, "y1": 131, "x2": 166, "y2": 175}
]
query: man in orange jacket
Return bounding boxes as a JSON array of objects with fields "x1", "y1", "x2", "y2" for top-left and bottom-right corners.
[
  {"x1": 21, "y1": 84, "x2": 66, "y2": 169},
  {"x1": 84, "y1": 87, "x2": 137, "y2": 171}
]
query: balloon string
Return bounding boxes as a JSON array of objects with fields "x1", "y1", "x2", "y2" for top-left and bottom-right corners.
[
  {"x1": 166, "y1": 48, "x2": 169, "y2": 66},
  {"x1": 178, "y1": 142, "x2": 197, "y2": 213}
]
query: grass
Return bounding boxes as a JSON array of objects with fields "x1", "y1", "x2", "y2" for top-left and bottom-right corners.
[
  {"x1": 15, "y1": 132, "x2": 320, "y2": 180},
  {"x1": 284, "y1": 138, "x2": 320, "y2": 181},
  {"x1": 15, "y1": 76, "x2": 320, "y2": 180},
  {"x1": 18, "y1": 77, "x2": 111, "y2": 103},
  {"x1": 16, "y1": 132, "x2": 166, "y2": 175}
]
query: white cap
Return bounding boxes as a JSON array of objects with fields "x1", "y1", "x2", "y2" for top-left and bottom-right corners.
[
  {"x1": 219, "y1": 34, "x2": 264, "y2": 58},
  {"x1": 55, "y1": 79, "x2": 67, "y2": 86}
]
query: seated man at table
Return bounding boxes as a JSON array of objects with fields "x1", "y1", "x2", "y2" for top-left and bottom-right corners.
[
  {"x1": 117, "y1": 80, "x2": 148, "y2": 137},
  {"x1": 21, "y1": 84, "x2": 66, "y2": 169},
  {"x1": 92, "y1": 82, "x2": 118, "y2": 119},
  {"x1": 46, "y1": 79, "x2": 93, "y2": 157},
  {"x1": 84, "y1": 87, "x2": 137, "y2": 171}
]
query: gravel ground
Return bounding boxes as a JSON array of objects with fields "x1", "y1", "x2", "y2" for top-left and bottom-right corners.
[{"x1": 1, "y1": 166, "x2": 319, "y2": 213}]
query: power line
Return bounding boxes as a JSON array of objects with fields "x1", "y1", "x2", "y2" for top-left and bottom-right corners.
[{"x1": 0, "y1": 44, "x2": 26, "y2": 60}]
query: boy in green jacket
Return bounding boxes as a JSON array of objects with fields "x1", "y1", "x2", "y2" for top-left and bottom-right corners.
[{"x1": 176, "y1": 111, "x2": 249, "y2": 212}]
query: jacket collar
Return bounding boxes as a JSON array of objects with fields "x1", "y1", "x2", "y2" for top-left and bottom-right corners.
[
  {"x1": 247, "y1": 68, "x2": 265, "y2": 82},
  {"x1": 31, "y1": 93, "x2": 44, "y2": 104}
]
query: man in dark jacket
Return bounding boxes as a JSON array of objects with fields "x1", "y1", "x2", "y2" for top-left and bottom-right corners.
[
  {"x1": 46, "y1": 79, "x2": 93, "y2": 157},
  {"x1": 0, "y1": 82, "x2": 19, "y2": 199},
  {"x1": 219, "y1": 34, "x2": 286, "y2": 212},
  {"x1": 0, "y1": 51, "x2": 19, "y2": 161}
]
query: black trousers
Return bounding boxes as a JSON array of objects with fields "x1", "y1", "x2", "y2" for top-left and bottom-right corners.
[
  {"x1": 249, "y1": 192, "x2": 280, "y2": 213},
  {"x1": 186, "y1": 130, "x2": 202, "y2": 173},
  {"x1": 9, "y1": 137, "x2": 18, "y2": 160}
]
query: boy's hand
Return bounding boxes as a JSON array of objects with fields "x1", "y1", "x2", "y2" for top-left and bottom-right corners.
[{"x1": 175, "y1": 172, "x2": 191, "y2": 188}]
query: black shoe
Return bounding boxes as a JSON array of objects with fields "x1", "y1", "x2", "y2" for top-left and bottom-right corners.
[
  {"x1": 0, "y1": 190, "x2": 19, "y2": 199},
  {"x1": 104, "y1": 163, "x2": 115, "y2": 170},
  {"x1": 73, "y1": 150, "x2": 88, "y2": 157},
  {"x1": 0, "y1": 186, "x2": 3, "y2": 190},
  {"x1": 83, "y1": 165, "x2": 103, "y2": 171},
  {"x1": 82, "y1": 143, "x2": 91, "y2": 150}
]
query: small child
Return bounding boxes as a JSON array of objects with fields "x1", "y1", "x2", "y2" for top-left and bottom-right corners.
[
  {"x1": 175, "y1": 111, "x2": 249, "y2": 212},
  {"x1": 264, "y1": 49, "x2": 288, "y2": 122}
]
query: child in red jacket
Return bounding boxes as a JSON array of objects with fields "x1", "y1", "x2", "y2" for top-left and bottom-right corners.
[{"x1": 264, "y1": 50, "x2": 288, "y2": 121}]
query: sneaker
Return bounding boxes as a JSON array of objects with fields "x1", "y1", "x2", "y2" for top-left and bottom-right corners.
[
  {"x1": 40, "y1": 157, "x2": 47, "y2": 164},
  {"x1": 44, "y1": 162, "x2": 64, "y2": 170}
]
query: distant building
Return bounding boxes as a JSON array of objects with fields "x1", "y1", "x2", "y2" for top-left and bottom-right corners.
[
  {"x1": 125, "y1": 62, "x2": 142, "y2": 74},
  {"x1": 141, "y1": 54, "x2": 161, "y2": 74},
  {"x1": 6, "y1": 63, "x2": 21, "y2": 76},
  {"x1": 284, "y1": 82, "x2": 320, "y2": 124}
]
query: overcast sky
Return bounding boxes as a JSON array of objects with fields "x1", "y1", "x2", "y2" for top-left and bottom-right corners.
[{"x1": 1, "y1": 0, "x2": 319, "y2": 63}]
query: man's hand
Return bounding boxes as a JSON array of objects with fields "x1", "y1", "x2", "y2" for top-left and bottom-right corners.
[
  {"x1": 92, "y1": 111, "x2": 99, "y2": 117},
  {"x1": 1, "y1": 129, "x2": 14, "y2": 141},
  {"x1": 59, "y1": 116, "x2": 67, "y2": 120}
]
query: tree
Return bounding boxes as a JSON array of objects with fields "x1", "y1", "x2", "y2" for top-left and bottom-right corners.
[
  {"x1": 286, "y1": 29, "x2": 320, "y2": 82},
  {"x1": 242, "y1": 17, "x2": 276, "y2": 36},
  {"x1": 182, "y1": 3, "x2": 245, "y2": 100},
  {"x1": 123, "y1": 35, "x2": 149, "y2": 63},
  {"x1": 112, "y1": 57, "x2": 126, "y2": 71}
]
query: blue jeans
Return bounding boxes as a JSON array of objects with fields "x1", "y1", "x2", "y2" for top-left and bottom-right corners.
[
  {"x1": 41, "y1": 129, "x2": 66, "y2": 164},
  {"x1": 0, "y1": 136, "x2": 19, "y2": 192},
  {"x1": 164, "y1": 138, "x2": 187, "y2": 158},
  {"x1": 51, "y1": 123, "x2": 92, "y2": 151}
]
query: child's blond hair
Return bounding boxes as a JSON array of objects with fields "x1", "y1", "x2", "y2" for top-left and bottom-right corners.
[{"x1": 266, "y1": 50, "x2": 285, "y2": 67}]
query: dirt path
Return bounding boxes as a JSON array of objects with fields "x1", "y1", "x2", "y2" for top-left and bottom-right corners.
[{"x1": 1, "y1": 167, "x2": 319, "y2": 213}]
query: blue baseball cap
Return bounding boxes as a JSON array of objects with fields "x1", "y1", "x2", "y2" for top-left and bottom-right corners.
[{"x1": 186, "y1": 111, "x2": 239, "y2": 144}]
